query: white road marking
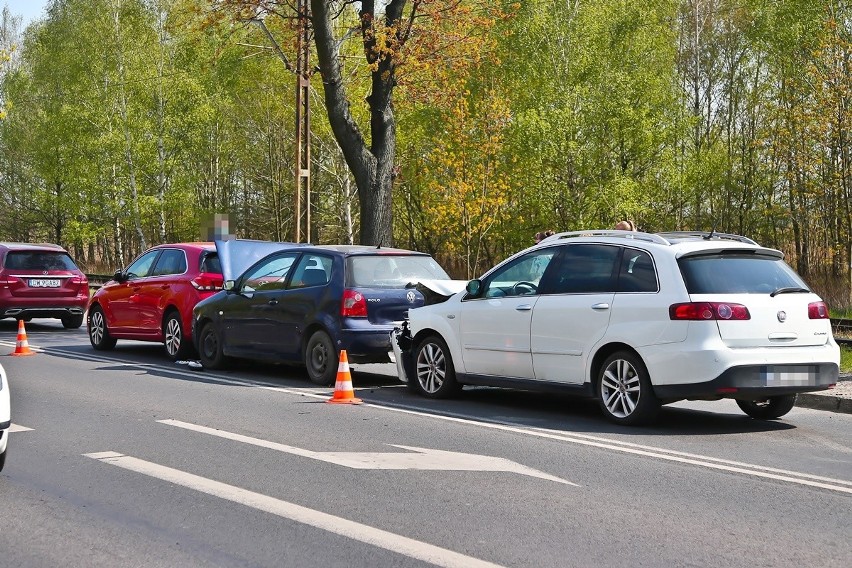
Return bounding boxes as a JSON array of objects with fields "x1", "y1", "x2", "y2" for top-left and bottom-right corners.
[
  {"x1": 32, "y1": 345, "x2": 852, "y2": 494},
  {"x1": 9, "y1": 424, "x2": 33, "y2": 432},
  {"x1": 158, "y1": 419, "x2": 575, "y2": 485},
  {"x1": 84, "y1": 451, "x2": 506, "y2": 568}
]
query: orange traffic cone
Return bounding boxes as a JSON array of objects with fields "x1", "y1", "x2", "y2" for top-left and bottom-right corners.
[
  {"x1": 327, "y1": 350, "x2": 362, "y2": 404},
  {"x1": 11, "y1": 319, "x2": 35, "y2": 356}
]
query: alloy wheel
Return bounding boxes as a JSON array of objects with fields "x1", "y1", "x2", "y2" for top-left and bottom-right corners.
[{"x1": 600, "y1": 358, "x2": 641, "y2": 419}]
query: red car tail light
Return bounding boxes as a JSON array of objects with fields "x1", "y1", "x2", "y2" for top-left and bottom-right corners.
[
  {"x1": 192, "y1": 273, "x2": 224, "y2": 291},
  {"x1": 669, "y1": 302, "x2": 750, "y2": 320},
  {"x1": 0, "y1": 275, "x2": 20, "y2": 286},
  {"x1": 70, "y1": 275, "x2": 88, "y2": 286},
  {"x1": 341, "y1": 289, "x2": 367, "y2": 317},
  {"x1": 808, "y1": 301, "x2": 829, "y2": 319}
]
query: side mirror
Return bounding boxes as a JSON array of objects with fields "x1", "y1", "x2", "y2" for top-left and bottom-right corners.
[
  {"x1": 224, "y1": 280, "x2": 236, "y2": 292},
  {"x1": 466, "y1": 279, "x2": 482, "y2": 297},
  {"x1": 113, "y1": 269, "x2": 126, "y2": 283}
]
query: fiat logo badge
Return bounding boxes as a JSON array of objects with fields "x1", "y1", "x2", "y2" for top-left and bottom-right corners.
[
  {"x1": 777, "y1": 311, "x2": 787, "y2": 322},
  {"x1": 406, "y1": 291, "x2": 416, "y2": 303}
]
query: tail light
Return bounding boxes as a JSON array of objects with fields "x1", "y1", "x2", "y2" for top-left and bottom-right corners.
[
  {"x1": 70, "y1": 275, "x2": 89, "y2": 286},
  {"x1": 0, "y1": 275, "x2": 20, "y2": 286},
  {"x1": 669, "y1": 302, "x2": 751, "y2": 320},
  {"x1": 341, "y1": 289, "x2": 367, "y2": 317},
  {"x1": 192, "y1": 272, "x2": 223, "y2": 291},
  {"x1": 808, "y1": 301, "x2": 829, "y2": 319}
]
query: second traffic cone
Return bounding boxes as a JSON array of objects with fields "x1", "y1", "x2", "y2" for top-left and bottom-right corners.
[
  {"x1": 11, "y1": 319, "x2": 35, "y2": 356},
  {"x1": 327, "y1": 350, "x2": 362, "y2": 404}
]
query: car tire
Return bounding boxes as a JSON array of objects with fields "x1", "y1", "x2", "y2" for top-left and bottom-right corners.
[
  {"x1": 198, "y1": 322, "x2": 229, "y2": 370},
  {"x1": 163, "y1": 311, "x2": 192, "y2": 361},
  {"x1": 411, "y1": 335, "x2": 461, "y2": 398},
  {"x1": 61, "y1": 314, "x2": 84, "y2": 329},
  {"x1": 736, "y1": 394, "x2": 797, "y2": 420},
  {"x1": 88, "y1": 306, "x2": 117, "y2": 350},
  {"x1": 597, "y1": 351, "x2": 660, "y2": 426},
  {"x1": 305, "y1": 330, "x2": 338, "y2": 386},
  {"x1": 0, "y1": 445, "x2": 6, "y2": 473}
]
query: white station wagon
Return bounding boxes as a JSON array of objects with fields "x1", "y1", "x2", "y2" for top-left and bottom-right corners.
[{"x1": 393, "y1": 230, "x2": 840, "y2": 425}]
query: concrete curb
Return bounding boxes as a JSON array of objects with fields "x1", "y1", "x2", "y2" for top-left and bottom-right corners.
[{"x1": 795, "y1": 393, "x2": 852, "y2": 414}]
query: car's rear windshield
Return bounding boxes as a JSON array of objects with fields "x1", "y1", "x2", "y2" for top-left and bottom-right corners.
[
  {"x1": 200, "y1": 252, "x2": 222, "y2": 274},
  {"x1": 347, "y1": 255, "x2": 450, "y2": 287},
  {"x1": 678, "y1": 253, "x2": 808, "y2": 294},
  {"x1": 3, "y1": 251, "x2": 79, "y2": 271}
]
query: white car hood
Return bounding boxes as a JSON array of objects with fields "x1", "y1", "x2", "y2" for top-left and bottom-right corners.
[
  {"x1": 410, "y1": 279, "x2": 469, "y2": 306},
  {"x1": 216, "y1": 238, "x2": 303, "y2": 282}
]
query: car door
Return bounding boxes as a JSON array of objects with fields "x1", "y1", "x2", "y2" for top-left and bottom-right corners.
[
  {"x1": 222, "y1": 252, "x2": 300, "y2": 356},
  {"x1": 531, "y1": 244, "x2": 621, "y2": 384},
  {"x1": 459, "y1": 248, "x2": 557, "y2": 379},
  {"x1": 107, "y1": 250, "x2": 160, "y2": 332},
  {"x1": 136, "y1": 248, "x2": 188, "y2": 335}
]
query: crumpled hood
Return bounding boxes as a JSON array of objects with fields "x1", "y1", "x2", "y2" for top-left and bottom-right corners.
[
  {"x1": 216, "y1": 238, "x2": 303, "y2": 282},
  {"x1": 409, "y1": 279, "x2": 469, "y2": 305}
]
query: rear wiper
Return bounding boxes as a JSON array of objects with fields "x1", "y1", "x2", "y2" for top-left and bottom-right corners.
[{"x1": 770, "y1": 287, "x2": 810, "y2": 297}]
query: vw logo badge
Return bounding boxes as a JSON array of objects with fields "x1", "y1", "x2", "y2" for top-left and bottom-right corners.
[
  {"x1": 406, "y1": 291, "x2": 416, "y2": 303},
  {"x1": 777, "y1": 310, "x2": 787, "y2": 322}
]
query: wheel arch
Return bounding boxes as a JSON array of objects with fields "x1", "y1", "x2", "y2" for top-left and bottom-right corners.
[{"x1": 589, "y1": 342, "x2": 645, "y2": 386}]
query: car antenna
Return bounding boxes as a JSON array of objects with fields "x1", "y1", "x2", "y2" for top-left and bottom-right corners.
[{"x1": 704, "y1": 224, "x2": 717, "y2": 240}]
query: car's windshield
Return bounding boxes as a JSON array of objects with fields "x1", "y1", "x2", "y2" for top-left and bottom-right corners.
[
  {"x1": 347, "y1": 255, "x2": 450, "y2": 287},
  {"x1": 679, "y1": 253, "x2": 808, "y2": 294},
  {"x1": 4, "y1": 251, "x2": 78, "y2": 271}
]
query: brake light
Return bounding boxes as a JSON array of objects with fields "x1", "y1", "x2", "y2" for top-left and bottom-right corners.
[
  {"x1": 0, "y1": 275, "x2": 20, "y2": 285},
  {"x1": 342, "y1": 289, "x2": 367, "y2": 317},
  {"x1": 808, "y1": 301, "x2": 829, "y2": 319},
  {"x1": 192, "y1": 272, "x2": 223, "y2": 291},
  {"x1": 669, "y1": 302, "x2": 751, "y2": 320},
  {"x1": 70, "y1": 275, "x2": 88, "y2": 286}
]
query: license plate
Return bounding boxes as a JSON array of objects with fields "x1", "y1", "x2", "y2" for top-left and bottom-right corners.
[
  {"x1": 29, "y1": 279, "x2": 61, "y2": 288},
  {"x1": 761, "y1": 365, "x2": 818, "y2": 387}
]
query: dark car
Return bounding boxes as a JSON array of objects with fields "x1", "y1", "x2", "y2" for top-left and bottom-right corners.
[
  {"x1": 0, "y1": 242, "x2": 89, "y2": 328},
  {"x1": 87, "y1": 242, "x2": 223, "y2": 360},
  {"x1": 192, "y1": 242, "x2": 451, "y2": 385}
]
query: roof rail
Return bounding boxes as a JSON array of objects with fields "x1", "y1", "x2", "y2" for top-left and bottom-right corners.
[
  {"x1": 540, "y1": 230, "x2": 671, "y2": 245},
  {"x1": 656, "y1": 231, "x2": 758, "y2": 246}
]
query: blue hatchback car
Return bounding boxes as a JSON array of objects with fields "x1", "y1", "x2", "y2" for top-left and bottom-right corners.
[{"x1": 192, "y1": 240, "x2": 451, "y2": 385}]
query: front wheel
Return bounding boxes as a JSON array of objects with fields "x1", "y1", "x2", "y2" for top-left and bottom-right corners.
[
  {"x1": 88, "y1": 306, "x2": 117, "y2": 350},
  {"x1": 163, "y1": 311, "x2": 192, "y2": 361},
  {"x1": 736, "y1": 394, "x2": 797, "y2": 420},
  {"x1": 411, "y1": 335, "x2": 461, "y2": 398},
  {"x1": 198, "y1": 322, "x2": 229, "y2": 369},
  {"x1": 305, "y1": 330, "x2": 338, "y2": 386},
  {"x1": 597, "y1": 351, "x2": 660, "y2": 426}
]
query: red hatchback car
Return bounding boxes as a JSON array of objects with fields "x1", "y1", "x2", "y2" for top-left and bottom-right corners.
[
  {"x1": 87, "y1": 243, "x2": 223, "y2": 359},
  {"x1": 0, "y1": 242, "x2": 89, "y2": 328}
]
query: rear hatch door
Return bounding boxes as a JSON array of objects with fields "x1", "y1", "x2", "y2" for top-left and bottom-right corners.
[{"x1": 3, "y1": 251, "x2": 85, "y2": 298}]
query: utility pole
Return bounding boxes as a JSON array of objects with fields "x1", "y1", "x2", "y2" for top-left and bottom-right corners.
[{"x1": 294, "y1": 0, "x2": 311, "y2": 243}]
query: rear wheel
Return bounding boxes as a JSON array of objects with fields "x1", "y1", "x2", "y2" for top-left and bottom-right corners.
[
  {"x1": 305, "y1": 330, "x2": 337, "y2": 386},
  {"x1": 597, "y1": 351, "x2": 660, "y2": 426},
  {"x1": 198, "y1": 322, "x2": 229, "y2": 369},
  {"x1": 88, "y1": 306, "x2": 117, "y2": 350},
  {"x1": 411, "y1": 335, "x2": 461, "y2": 398},
  {"x1": 736, "y1": 394, "x2": 797, "y2": 420},
  {"x1": 163, "y1": 311, "x2": 192, "y2": 361},
  {"x1": 62, "y1": 314, "x2": 84, "y2": 329},
  {"x1": 0, "y1": 445, "x2": 6, "y2": 472}
]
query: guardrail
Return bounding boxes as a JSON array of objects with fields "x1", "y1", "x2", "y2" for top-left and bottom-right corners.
[{"x1": 86, "y1": 273, "x2": 113, "y2": 291}]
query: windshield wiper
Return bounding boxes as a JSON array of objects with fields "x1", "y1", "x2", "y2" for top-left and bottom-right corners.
[{"x1": 770, "y1": 287, "x2": 810, "y2": 297}]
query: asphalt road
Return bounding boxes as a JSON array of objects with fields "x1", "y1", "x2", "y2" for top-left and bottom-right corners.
[{"x1": 1, "y1": 320, "x2": 850, "y2": 568}]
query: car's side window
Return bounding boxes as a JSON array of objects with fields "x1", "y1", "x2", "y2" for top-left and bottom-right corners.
[
  {"x1": 125, "y1": 250, "x2": 159, "y2": 280},
  {"x1": 151, "y1": 249, "x2": 187, "y2": 277},
  {"x1": 289, "y1": 254, "x2": 332, "y2": 288},
  {"x1": 617, "y1": 249, "x2": 658, "y2": 293},
  {"x1": 542, "y1": 245, "x2": 620, "y2": 294},
  {"x1": 480, "y1": 249, "x2": 556, "y2": 298},
  {"x1": 242, "y1": 254, "x2": 299, "y2": 292}
]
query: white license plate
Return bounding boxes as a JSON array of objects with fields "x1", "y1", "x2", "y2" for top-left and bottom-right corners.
[
  {"x1": 762, "y1": 366, "x2": 818, "y2": 386},
  {"x1": 29, "y1": 279, "x2": 61, "y2": 288}
]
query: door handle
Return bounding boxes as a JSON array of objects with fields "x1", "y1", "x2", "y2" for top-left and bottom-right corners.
[
  {"x1": 268, "y1": 299, "x2": 279, "y2": 306},
  {"x1": 516, "y1": 304, "x2": 532, "y2": 311},
  {"x1": 591, "y1": 303, "x2": 610, "y2": 310}
]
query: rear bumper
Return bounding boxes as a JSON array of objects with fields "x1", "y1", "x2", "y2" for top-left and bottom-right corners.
[
  {"x1": 2, "y1": 305, "x2": 86, "y2": 319},
  {"x1": 653, "y1": 363, "x2": 839, "y2": 401},
  {"x1": 339, "y1": 323, "x2": 397, "y2": 364}
]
